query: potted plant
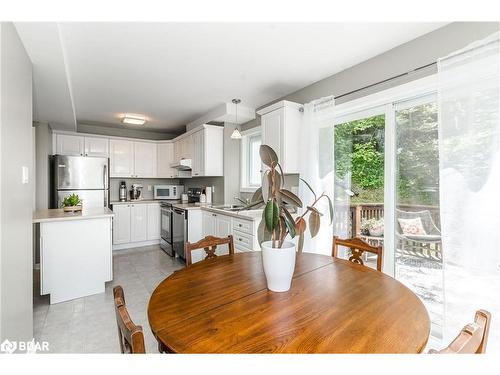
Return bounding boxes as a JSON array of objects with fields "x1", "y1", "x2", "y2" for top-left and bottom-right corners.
[
  {"x1": 62, "y1": 193, "x2": 82, "y2": 212},
  {"x1": 242, "y1": 145, "x2": 333, "y2": 292}
]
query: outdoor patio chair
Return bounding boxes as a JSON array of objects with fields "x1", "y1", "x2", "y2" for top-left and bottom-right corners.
[{"x1": 396, "y1": 209, "x2": 442, "y2": 261}]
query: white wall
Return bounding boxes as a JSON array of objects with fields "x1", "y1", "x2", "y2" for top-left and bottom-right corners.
[
  {"x1": 223, "y1": 122, "x2": 240, "y2": 205},
  {"x1": 0, "y1": 22, "x2": 33, "y2": 342}
]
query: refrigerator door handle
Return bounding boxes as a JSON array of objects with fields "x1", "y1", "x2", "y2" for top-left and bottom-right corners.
[
  {"x1": 103, "y1": 164, "x2": 108, "y2": 190},
  {"x1": 104, "y1": 190, "x2": 108, "y2": 207}
]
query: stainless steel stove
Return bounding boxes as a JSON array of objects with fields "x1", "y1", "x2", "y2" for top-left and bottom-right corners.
[{"x1": 160, "y1": 200, "x2": 181, "y2": 257}]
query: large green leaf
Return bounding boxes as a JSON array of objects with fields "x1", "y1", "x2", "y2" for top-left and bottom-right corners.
[
  {"x1": 309, "y1": 211, "x2": 321, "y2": 238},
  {"x1": 259, "y1": 144, "x2": 278, "y2": 168},
  {"x1": 264, "y1": 200, "x2": 279, "y2": 231},
  {"x1": 257, "y1": 211, "x2": 272, "y2": 245},
  {"x1": 279, "y1": 189, "x2": 303, "y2": 208},
  {"x1": 281, "y1": 207, "x2": 296, "y2": 239}
]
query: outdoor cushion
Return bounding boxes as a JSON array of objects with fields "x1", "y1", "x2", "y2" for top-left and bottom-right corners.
[{"x1": 398, "y1": 217, "x2": 426, "y2": 236}]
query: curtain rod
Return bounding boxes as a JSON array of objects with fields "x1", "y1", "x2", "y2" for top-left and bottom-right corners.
[
  {"x1": 298, "y1": 61, "x2": 437, "y2": 112},
  {"x1": 334, "y1": 61, "x2": 437, "y2": 100},
  {"x1": 328, "y1": 37, "x2": 499, "y2": 103}
]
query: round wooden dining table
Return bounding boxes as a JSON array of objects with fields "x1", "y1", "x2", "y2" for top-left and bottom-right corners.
[{"x1": 148, "y1": 252, "x2": 430, "y2": 353}]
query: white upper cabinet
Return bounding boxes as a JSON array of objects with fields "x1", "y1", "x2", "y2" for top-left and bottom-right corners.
[
  {"x1": 258, "y1": 100, "x2": 303, "y2": 174},
  {"x1": 84, "y1": 136, "x2": 109, "y2": 157},
  {"x1": 157, "y1": 142, "x2": 176, "y2": 178},
  {"x1": 191, "y1": 125, "x2": 223, "y2": 177},
  {"x1": 55, "y1": 134, "x2": 109, "y2": 157},
  {"x1": 110, "y1": 139, "x2": 158, "y2": 178},
  {"x1": 55, "y1": 134, "x2": 85, "y2": 156},
  {"x1": 110, "y1": 139, "x2": 134, "y2": 177},
  {"x1": 134, "y1": 141, "x2": 157, "y2": 178},
  {"x1": 191, "y1": 129, "x2": 204, "y2": 177},
  {"x1": 174, "y1": 135, "x2": 194, "y2": 161}
]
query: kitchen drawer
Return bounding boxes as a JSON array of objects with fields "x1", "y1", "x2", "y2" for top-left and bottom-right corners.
[
  {"x1": 233, "y1": 218, "x2": 254, "y2": 235},
  {"x1": 233, "y1": 230, "x2": 254, "y2": 252}
]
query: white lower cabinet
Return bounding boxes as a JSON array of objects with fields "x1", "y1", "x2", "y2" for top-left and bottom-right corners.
[
  {"x1": 112, "y1": 202, "x2": 161, "y2": 247},
  {"x1": 130, "y1": 204, "x2": 148, "y2": 242},
  {"x1": 147, "y1": 203, "x2": 161, "y2": 240},
  {"x1": 201, "y1": 209, "x2": 259, "y2": 256},
  {"x1": 112, "y1": 204, "x2": 132, "y2": 244}
]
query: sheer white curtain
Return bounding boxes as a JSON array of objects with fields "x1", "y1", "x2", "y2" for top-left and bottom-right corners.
[
  {"x1": 298, "y1": 96, "x2": 336, "y2": 255},
  {"x1": 438, "y1": 31, "x2": 500, "y2": 350}
]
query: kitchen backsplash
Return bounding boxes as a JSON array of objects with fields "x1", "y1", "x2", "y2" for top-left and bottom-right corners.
[
  {"x1": 110, "y1": 176, "x2": 225, "y2": 203},
  {"x1": 181, "y1": 176, "x2": 224, "y2": 205},
  {"x1": 110, "y1": 178, "x2": 181, "y2": 201},
  {"x1": 239, "y1": 173, "x2": 300, "y2": 203}
]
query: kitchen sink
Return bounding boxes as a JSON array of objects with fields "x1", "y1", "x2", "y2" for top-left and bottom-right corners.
[{"x1": 211, "y1": 204, "x2": 246, "y2": 211}]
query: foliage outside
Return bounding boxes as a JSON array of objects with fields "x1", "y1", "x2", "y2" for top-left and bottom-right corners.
[{"x1": 334, "y1": 103, "x2": 439, "y2": 207}]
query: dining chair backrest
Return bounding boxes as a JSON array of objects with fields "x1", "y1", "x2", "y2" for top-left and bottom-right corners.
[
  {"x1": 428, "y1": 310, "x2": 491, "y2": 354},
  {"x1": 332, "y1": 236, "x2": 383, "y2": 272},
  {"x1": 113, "y1": 285, "x2": 146, "y2": 354},
  {"x1": 185, "y1": 235, "x2": 235, "y2": 266}
]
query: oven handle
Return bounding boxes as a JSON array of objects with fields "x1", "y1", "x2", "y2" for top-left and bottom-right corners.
[{"x1": 173, "y1": 208, "x2": 186, "y2": 216}]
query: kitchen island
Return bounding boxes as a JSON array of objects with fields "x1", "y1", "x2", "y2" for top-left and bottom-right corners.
[{"x1": 33, "y1": 207, "x2": 114, "y2": 304}]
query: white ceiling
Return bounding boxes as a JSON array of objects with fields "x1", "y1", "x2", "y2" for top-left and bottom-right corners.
[{"x1": 15, "y1": 22, "x2": 446, "y2": 133}]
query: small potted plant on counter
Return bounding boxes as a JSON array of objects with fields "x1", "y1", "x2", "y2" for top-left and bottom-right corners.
[
  {"x1": 241, "y1": 145, "x2": 333, "y2": 292},
  {"x1": 62, "y1": 193, "x2": 82, "y2": 212}
]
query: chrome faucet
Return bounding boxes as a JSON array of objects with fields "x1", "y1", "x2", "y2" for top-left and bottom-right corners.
[{"x1": 234, "y1": 196, "x2": 250, "y2": 205}]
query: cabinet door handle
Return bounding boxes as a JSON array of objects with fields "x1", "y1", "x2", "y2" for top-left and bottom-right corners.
[{"x1": 239, "y1": 224, "x2": 242, "y2": 227}]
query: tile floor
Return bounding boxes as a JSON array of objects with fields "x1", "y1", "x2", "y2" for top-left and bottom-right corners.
[{"x1": 33, "y1": 245, "x2": 185, "y2": 353}]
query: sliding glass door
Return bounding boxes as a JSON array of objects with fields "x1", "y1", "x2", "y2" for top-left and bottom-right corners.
[
  {"x1": 394, "y1": 96, "x2": 444, "y2": 340},
  {"x1": 333, "y1": 109, "x2": 386, "y2": 270},
  {"x1": 331, "y1": 88, "x2": 445, "y2": 346}
]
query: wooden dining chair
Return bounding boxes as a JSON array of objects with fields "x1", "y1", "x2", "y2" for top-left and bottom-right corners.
[
  {"x1": 113, "y1": 285, "x2": 146, "y2": 354},
  {"x1": 428, "y1": 310, "x2": 491, "y2": 354},
  {"x1": 332, "y1": 236, "x2": 383, "y2": 271},
  {"x1": 185, "y1": 235, "x2": 235, "y2": 266}
]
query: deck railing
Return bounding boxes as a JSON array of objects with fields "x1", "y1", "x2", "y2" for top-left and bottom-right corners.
[{"x1": 345, "y1": 203, "x2": 441, "y2": 237}]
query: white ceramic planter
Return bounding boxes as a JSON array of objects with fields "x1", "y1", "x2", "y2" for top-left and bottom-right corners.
[{"x1": 261, "y1": 240, "x2": 296, "y2": 292}]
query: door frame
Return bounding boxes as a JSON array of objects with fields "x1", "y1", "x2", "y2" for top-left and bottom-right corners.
[{"x1": 332, "y1": 74, "x2": 438, "y2": 277}]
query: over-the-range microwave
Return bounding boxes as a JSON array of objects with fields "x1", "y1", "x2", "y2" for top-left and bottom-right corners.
[{"x1": 154, "y1": 185, "x2": 184, "y2": 200}]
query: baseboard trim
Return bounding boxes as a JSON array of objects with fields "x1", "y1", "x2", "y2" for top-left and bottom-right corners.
[{"x1": 112, "y1": 239, "x2": 160, "y2": 251}]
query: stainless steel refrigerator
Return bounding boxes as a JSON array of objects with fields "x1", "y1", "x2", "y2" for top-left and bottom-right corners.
[{"x1": 51, "y1": 155, "x2": 109, "y2": 209}]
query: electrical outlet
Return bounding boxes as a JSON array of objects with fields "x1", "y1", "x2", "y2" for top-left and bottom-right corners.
[{"x1": 148, "y1": 185, "x2": 152, "y2": 191}]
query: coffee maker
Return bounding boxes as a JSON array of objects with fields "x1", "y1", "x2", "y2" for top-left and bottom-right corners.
[{"x1": 119, "y1": 181, "x2": 127, "y2": 202}]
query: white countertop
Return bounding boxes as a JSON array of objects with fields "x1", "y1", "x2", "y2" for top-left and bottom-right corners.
[
  {"x1": 110, "y1": 199, "x2": 167, "y2": 205},
  {"x1": 33, "y1": 207, "x2": 114, "y2": 223},
  {"x1": 201, "y1": 206, "x2": 263, "y2": 221}
]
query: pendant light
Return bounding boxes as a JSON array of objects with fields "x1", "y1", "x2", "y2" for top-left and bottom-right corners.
[{"x1": 230, "y1": 98, "x2": 242, "y2": 139}]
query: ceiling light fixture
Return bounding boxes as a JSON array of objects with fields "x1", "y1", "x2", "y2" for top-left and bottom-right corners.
[
  {"x1": 230, "y1": 99, "x2": 242, "y2": 139},
  {"x1": 122, "y1": 114, "x2": 146, "y2": 126}
]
